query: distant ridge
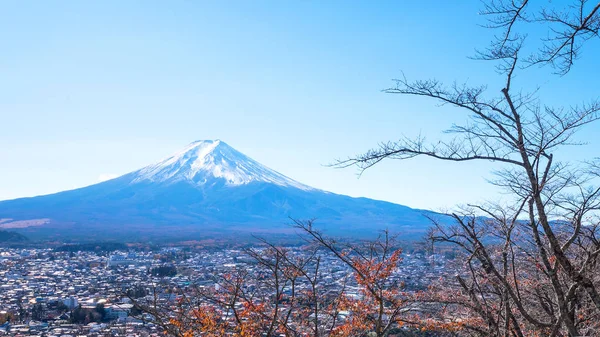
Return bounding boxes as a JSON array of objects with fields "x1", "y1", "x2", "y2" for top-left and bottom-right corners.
[
  {"x1": 0, "y1": 230, "x2": 28, "y2": 243},
  {"x1": 0, "y1": 140, "x2": 444, "y2": 241}
]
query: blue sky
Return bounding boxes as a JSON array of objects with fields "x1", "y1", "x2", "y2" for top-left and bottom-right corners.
[{"x1": 1, "y1": 1, "x2": 599, "y2": 210}]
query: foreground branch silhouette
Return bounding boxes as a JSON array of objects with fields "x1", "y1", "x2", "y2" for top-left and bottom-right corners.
[
  {"x1": 334, "y1": 1, "x2": 600, "y2": 336},
  {"x1": 128, "y1": 221, "x2": 461, "y2": 336}
]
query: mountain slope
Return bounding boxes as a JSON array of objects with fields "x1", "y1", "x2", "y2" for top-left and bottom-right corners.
[
  {"x1": 0, "y1": 140, "x2": 442, "y2": 240},
  {"x1": 0, "y1": 230, "x2": 28, "y2": 243}
]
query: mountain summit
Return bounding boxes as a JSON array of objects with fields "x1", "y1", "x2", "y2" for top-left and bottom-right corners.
[
  {"x1": 0, "y1": 140, "x2": 439, "y2": 241},
  {"x1": 131, "y1": 140, "x2": 312, "y2": 190}
]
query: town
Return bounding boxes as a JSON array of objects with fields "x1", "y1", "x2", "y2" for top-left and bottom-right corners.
[{"x1": 0, "y1": 244, "x2": 453, "y2": 336}]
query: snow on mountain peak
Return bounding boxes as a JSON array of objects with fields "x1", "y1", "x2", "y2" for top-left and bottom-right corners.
[{"x1": 131, "y1": 140, "x2": 313, "y2": 190}]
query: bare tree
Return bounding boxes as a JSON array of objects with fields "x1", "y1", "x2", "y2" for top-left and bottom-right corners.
[
  {"x1": 128, "y1": 240, "x2": 351, "y2": 337},
  {"x1": 293, "y1": 219, "x2": 418, "y2": 337},
  {"x1": 335, "y1": 1, "x2": 600, "y2": 335},
  {"x1": 479, "y1": 0, "x2": 599, "y2": 74}
]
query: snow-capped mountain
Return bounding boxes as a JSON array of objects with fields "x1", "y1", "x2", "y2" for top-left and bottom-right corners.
[
  {"x1": 131, "y1": 140, "x2": 312, "y2": 190},
  {"x1": 0, "y1": 140, "x2": 442, "y2": 241}
]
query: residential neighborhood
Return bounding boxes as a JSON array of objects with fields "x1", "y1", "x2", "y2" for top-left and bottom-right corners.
[{"x1": 0, "y1": 245, "x2": 452, "y2": 336}]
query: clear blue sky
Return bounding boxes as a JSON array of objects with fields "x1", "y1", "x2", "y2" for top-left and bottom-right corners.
[{"x1": 1, "y1": 1, "x2": 599, "y2": 210}]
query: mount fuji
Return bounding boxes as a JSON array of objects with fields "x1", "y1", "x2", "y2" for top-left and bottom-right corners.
[{"x1": 0, "y1": 140, "x2": 440, "y2": 241}]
